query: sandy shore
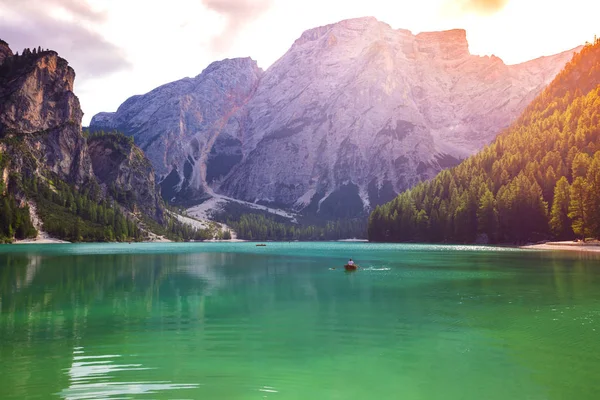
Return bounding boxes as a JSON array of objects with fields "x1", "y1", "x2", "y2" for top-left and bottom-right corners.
[
  {"x1": 14, "y1": 237, "x2": 70, "y2": 244},
  {"x1": 209, "y1": 239, "x2": 247, "y2": 243},
  {"x1": 521, "y1": 241, "x2": 600, "y2": 253}
]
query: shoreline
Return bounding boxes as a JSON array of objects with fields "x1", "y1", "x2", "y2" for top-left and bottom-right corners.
[
  {"x1": 11, "y1": 237, "x2": 247, "y2": 245},
  {"x1": 14, "y1": 237, "x2": 71, "y2": 244},
  {"x1": 9, "y1": 238, "x2": 600, "y2": 252},
  {"x1": 521, "y1": 241, "x2": 600, "y2": 253}
]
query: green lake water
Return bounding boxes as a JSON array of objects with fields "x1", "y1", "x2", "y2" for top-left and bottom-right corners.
[{"x1": 0, "y1": 242, "x2": 599, "y2": 399}]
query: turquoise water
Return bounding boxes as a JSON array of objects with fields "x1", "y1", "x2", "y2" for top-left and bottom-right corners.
[{"x1": 1, "y1": 242, "x2": 599, "y2": 399}]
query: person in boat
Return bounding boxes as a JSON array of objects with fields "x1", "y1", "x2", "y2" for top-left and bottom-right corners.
[{"x1": 347, "y1": 258, "x2": 354, "y2": 266}]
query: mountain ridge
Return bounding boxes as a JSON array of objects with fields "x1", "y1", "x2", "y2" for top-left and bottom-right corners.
[{"x1": 90, "y1": 17, "x2": 582, "y2": 218}]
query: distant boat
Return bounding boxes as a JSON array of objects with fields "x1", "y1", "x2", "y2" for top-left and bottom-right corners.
[
  {"x1": 256, "y1": 244, "x2": 267, "y2": 247},
  {"x1": 344, "y1": 264, "x2": 358, "y2": 271}
]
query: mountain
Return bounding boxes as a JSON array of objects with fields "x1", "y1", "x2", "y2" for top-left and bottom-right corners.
[
  {"x1": 91, "y1": 17, "x2": 580, "y2": 218},
  {"x1": 0, "y1": 40, "x2": 204, "y2": 242},
  {"x1": 91, "y1": 58, "x2": 263, "y2": 204},
  {"x1": 368, "y1": 39, "x2": 600, "y2": 244}
]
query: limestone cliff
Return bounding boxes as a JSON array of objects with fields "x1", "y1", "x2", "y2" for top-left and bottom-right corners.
[
  {"x1": 91, "y1": 17, "x2": 582, "y2": 217},
  {"x1": 0, "y1": 45, "x2": 92, "y2": 184}
]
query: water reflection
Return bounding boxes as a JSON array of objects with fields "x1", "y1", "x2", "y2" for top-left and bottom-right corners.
[{"x1": 59, "y1": 347, "x2": 198, "y2": 399}]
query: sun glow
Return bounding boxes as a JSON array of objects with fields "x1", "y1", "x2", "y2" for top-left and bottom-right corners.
[{"x1": 2, "y1": 0, "x2": 596, "y2": 124}]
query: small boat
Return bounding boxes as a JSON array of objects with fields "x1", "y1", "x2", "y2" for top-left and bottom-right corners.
[
  {"x1": 344, "y1": 264, "x2": 358, "y2": 271},
  {"x1": 256, "y1": 244, "x2": 267, "y2": 247}
]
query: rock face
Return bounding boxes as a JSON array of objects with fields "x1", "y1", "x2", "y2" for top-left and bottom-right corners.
[
  {"x1": 91, "y1": 17, "x2": 581, "y2": 217},
  {"x1": 0, "y1": 40, "x2": 166, "y2": 224},
  {"x1": 88, "y1": 134, "x2": 164, "y2": 220},
  {"x1": 90, "y1": 58, "x2": 263, "y2": 204},
  {"x1": 0, "y1": 44, "x2": 92, "y2": 184}
]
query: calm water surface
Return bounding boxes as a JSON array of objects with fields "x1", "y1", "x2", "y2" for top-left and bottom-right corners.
[{"x1": 1, "y1": 242, "x2": 599, "y2": 399}]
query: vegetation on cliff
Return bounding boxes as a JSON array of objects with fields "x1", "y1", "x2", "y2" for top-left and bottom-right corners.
[
  {"x1": 369, "y1": 38, "x2": 600, "y2": 243},
  {"x1": 0, "y1": 155, "x2": 37, "y2": 243},
  {"x1": 0, "y1": 40, "x2": 217, "y2": 243},
  {"x1": 0, "y1": 131, "x2": 218, "y2": 242},
  {"x1": 0, "y1": 46, "x2": 54, "y2": 80}
]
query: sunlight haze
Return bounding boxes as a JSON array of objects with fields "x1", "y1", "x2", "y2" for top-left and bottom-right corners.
[{"x1": 0, "y1": 0, "x2": 597, "y2": 124}]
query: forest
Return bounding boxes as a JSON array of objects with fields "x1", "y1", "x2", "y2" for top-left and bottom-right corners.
[
  {"x1": 226, "y1": 214, "x2": 367, "y2": 241},
  {"x1": 369, "y1": 39, "x2": 600, "y2": 244},
  {"x1": 212, "y1": 203, "x2": 367, "y2": 241},
  {"x1": 0, "y1": 142, "x2": 214, "y2": 243}
]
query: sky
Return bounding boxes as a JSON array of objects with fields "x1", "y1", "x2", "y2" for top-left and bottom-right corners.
[{"x1": 0, "y1": 0, "x2": 598, "y2": 125}]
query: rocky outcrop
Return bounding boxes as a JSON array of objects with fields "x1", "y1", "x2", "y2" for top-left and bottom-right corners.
[
  {"x1": 0, "y1": 40, "x2": 166, "y2": 226},
  {"x1": 91, "y1": 17, "x2": 581, "y2": 217},
  {"x1": 0, "y1": 43, "x2": 92, "y2": 184},
  {"x1": 87, "y1": 133, "x2": 164, "y2": 221},
  {"x1": 0, "y1": 54, "x2": 83, "y2": 135}
]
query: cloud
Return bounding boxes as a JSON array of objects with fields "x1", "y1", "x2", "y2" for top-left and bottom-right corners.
[
  {"x1": 203, "y1": 0, "x2": 273, "y2": 52},
  {"x1": 0, "y1": 0, "x2": 129, "y2": 80},
  {"x1": 453, "y1": 0, "x2": 509, "y2": 15}
]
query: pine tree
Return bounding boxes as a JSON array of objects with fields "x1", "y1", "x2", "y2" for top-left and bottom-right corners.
[
  {"x1": 571, "y1": 152, "x2": 591, "y2": 179},
  {"x1": 415, "y1": 209, "x2": 429, "y2": 241},
  {"x1": 585, "y1": 152, "x2": 600, "y2": 236},
  {"x1": 477, "y1": 188, "x2": 499, "y2": 242},
  {"x1": 74, "y1": 217, "x2": 83, "y2": 242},
  {"x1": 568, "y1": 177, "x2": 592, "y2": 240},
  {"x1": 549, "y1": 177, "x2": 572, "y2": 239}
]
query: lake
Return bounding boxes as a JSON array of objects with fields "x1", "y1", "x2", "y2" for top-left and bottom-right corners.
[{"x1": 1, "y1": 242, "x2": 599, "y2": 399}]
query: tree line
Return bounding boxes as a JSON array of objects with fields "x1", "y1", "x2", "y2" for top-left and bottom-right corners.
[
  {"x1": 0, "y1": 154, "x2": 37, "y2": 243},
  {"x1": 22, "y1": 174, "x2": 144, "y2": 242},
  {"x1": 0, "y1": 45, "x2": 54, "y2": 79},
  {"x1": 83, "y1": 129, "x2": 135, "y2": 146},
  {"x1": 369, "y1": 40, "x2": 600, "y2": 244},
  {"x1": 0, "y1": 159, "x2": 216, "y2": 243},
  {"x1": 222, "y1": 213, "x2": 366, "y2": 241},
  {"x1": 0, "y1": 194, "x2": 37, "y2": 243}
]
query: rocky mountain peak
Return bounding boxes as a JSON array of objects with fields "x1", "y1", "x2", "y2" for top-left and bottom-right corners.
[
  {"x1": 199, "y1": 57, "x2": 263, "y2": 78},
  {"x1": 293, "y1": 17, "x2": 411, "y2": 49},
  {"x1": 416, "y1": 29, "x2": 470, "y2": 59},
  {"x1": 90, "y1": 20, "x2": 582, "y2": 218},
  {"x1": 90, "y1": 54, "x2": 264, "y2": 203},
  {"x1": 216, "y1": 25, "x2": 580, "y2": 215}
]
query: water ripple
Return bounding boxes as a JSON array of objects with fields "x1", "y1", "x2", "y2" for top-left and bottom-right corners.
[{"x1": 59, "y1": 347, "x2": 198, "y2": 399}]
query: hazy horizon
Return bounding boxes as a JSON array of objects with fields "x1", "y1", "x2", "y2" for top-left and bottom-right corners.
[{"x1": 1, "y1": 0, "x2": 597, "y2": 125}]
